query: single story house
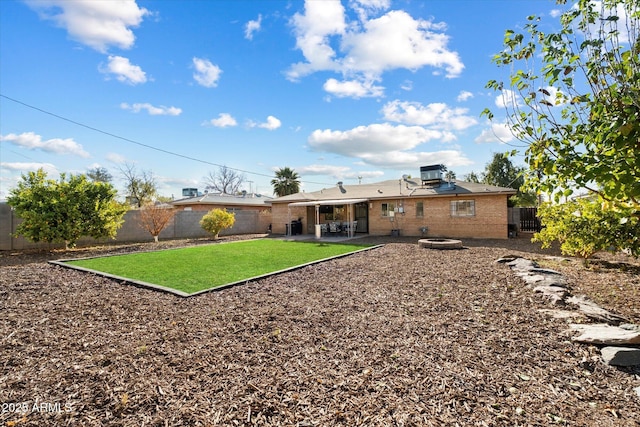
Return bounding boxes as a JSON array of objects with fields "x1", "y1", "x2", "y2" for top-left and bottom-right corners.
[
  {"x1": 269, "y1": 168, "x2": 517, "y2": 239},
  {"x1": 171, "y1": 192, "x2": 273, "y2": 233},
  {"x1": 171, "y1": 192, "x2": 272, "y2": 212}
]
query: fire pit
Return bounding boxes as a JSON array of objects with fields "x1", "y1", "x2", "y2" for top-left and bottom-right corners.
[{"x1": 418, "y1": 238, "x2": 463, "y2": 249}]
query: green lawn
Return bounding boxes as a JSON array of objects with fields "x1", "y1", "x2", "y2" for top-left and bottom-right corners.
[{"x1": 65, "y1": 239, "x2": 374, "y2": 295}]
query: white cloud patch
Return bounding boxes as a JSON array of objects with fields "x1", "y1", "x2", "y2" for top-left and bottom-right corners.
[
  {"x1": 120, "y1": 102, "x2": 181, "y2": 116},
  {"x1": 474, "y1": 122, "x2": 515, "y2": 144},
  {"x1": 1, "y1": 162, "x2": 59, "y2": 175},
  {"x1": 457, "y1": 90, "x2": 474, "y2": 102},
  {"x1": 288, "y1": 1, "x2": 464, "y2": 98},
  {"x1": 307, "y1": 123, "x2": 471, "y2": 169},
  {"x1": 249, "y1": 116, "x2": 282, "y2": 130},
  {"x1": 100, "y1": 55, "x2": 147, "y2": 85},
  {"x1": 192, "y1": 57, "x2": 222, "y2": 88},
  {"x1": 205, "y1": 113, "x2": 238, "y2": 128},
  {"x1": 25, "y1": 0, "x2": 149, "y2": 52},
  {"x1": 382, "y1": 100, "x2": 477, "y2": 130},
  {"x1": 494, "y1": 89, "x2": 521, "y2": 109},
  {"x1": 106, "y1": 152, "x2": 127, "y2": 164},
  {"x1": 1, "y1": 132, "x2": 89, "y2": 158},
  {"x1": 323, "y1": 77, "x2": 384, "y2": 98},
  {"x1": 245, "y1": 14, "x2": 262, "y2": 40}
]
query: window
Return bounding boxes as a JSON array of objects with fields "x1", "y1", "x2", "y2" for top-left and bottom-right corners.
[
  {"x1": 416, "y1": 201, "x2": 424, "y2": 217},
  {"x1": 450, "y1": 200, "x2": 475, "y2": 217},
  {"x1": 381, "y1": 202, "x2": 395, "y2": 217}
]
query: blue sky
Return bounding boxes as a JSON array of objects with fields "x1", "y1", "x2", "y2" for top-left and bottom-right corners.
[{"x1": 0, "y1": 0, "x2": 571, "y2": 200}]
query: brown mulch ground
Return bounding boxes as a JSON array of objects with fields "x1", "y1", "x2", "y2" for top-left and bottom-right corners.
[{"x1": 1, "y1": 235, "x2": 639, "y2": 426}]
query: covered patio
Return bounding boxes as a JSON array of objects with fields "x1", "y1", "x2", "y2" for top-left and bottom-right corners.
[{"x1": 286, "y1": 198, "x2": 368, "y2": 239}]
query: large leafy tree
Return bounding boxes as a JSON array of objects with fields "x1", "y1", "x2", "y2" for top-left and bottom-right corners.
[
  {"x1": 7, "y1": 169, "x2": 128, "y2": 249},
  {"x1": 483, "y1": 0, "x2": 639, "y2": 210},
  {"x1": 271, "y1": 167, "x2": 300, "y2": 197},
  {"x1": 483, "y1": 153, "x2": 538, "y2": 206}
]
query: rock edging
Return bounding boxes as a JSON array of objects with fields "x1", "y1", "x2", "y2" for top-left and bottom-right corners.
[{"x1": 497, "y1": 255, "x2": 640, "y2": 376}]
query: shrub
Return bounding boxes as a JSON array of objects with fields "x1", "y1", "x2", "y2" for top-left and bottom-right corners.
[{"x1": 200, "y1": 209, "x2": 235, "y2": 239}]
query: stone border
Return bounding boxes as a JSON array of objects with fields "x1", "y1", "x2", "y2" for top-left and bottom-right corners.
[
  {"x1": 50, "y1": 244, "x2": 384, "y2": 298},
  {"x1": 497, "y1": 255, "x2": 640, "y2": 377}
]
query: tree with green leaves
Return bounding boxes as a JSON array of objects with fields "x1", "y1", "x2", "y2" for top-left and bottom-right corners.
[
  {"x1": 463, "y1": 171, "x2": 481, "y2": 183},
  {"x1": 200, "y1": 208, "x2": 235, "y2": 240},
  {"x1": 87, "y1": 166, "x2": 113, "y2": 183},
  {"x1": 7, "y1": 169, "x2": 127, "y2": 249},
  {"x1": 271, "y1": 167, "x2": 301, "y2": 197},
  {"x1": 483, "y1": 0, "x2": 639, "y2": 211},
  {"x1": 482, "y1": 153, "x2": 538, "y2": 206}
]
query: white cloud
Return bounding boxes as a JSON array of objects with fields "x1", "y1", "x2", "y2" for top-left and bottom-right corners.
[
  {"x1": 342, "y1": 10, "x2": 464, "y2": 78},
  {"x1": 25, "y1": 0, "x2": 149, "y2": 53},
  {"x1": 457, "y1": 90, "x2": 474, "y2": 102},
  {"x1": 474, "y1": 122, "x2": 515, "y2": 144},
  {"x1": 307, "y1": 123, "x2": 471, "y2": 169},
  {"x1": 494, "y1": 89, "x2": 521, "y2": 109},
  {"x1": 323, "y1": 77, "x2": 384, "y2": 98},
  {"x1": 296, "y1": 164, "x2": 385, "y2": 181},
  {"x1": 1, "y1": 162, "x2": 59, "y2": 175},
  {"x1": 120, "y1": 102, "x2": 182, "y2": 116},
  {"x1": 381, "y1": 100, "x2": 477, "y2": 130},
  {"x1": 100, "y1": 55, "x2": 147, "y2": 84},
  {"x1": 106, "y1": 152, "x2": 127, "y2": 164},
  {"x1": 192, "y1": 57, "x2": 222, "y2": 88},
  {"x1": 205, "y1": 113, "x2": 238, "y2": 128},
  {"x1": 245, "y1": 14, "x2": 262, "y2": 40},
  {"x1": 1, "y1": 132, "x2": 89, "y2": 158},
  {"x1": 250, "y1": 116, "x2": 282, "y2": 130},
  {"x1": 288, "y1": 2, "x2": 464, "y2": 97}
]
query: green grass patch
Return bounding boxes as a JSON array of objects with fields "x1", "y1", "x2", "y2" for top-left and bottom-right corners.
[{"x1": 65, "y1": 239, "x2": 374, "y2": 295}]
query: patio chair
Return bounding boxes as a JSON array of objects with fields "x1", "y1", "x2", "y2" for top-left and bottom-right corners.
[
  {"x1": 329, "y1": 222, "x2": 340, "y2": 234},
  {"x1": 320, "y1": 223, "x2": 328, "y2": 236}
]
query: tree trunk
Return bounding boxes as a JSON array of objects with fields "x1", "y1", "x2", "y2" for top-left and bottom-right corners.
[{"x1": 153, "y1": 235, "x2": 159, "y2": 243}]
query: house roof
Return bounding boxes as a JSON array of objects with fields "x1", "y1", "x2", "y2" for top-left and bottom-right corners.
[
  {"x1": 270, "y1": 179, "x2": 517, "y2": 204},
  {"x1": 171, "y1": 192, "x2": 273, "y2": 207}
]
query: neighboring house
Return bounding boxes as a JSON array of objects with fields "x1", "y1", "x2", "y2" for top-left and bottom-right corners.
[
  {"x1": 171, "y1": 192, "x2": 273, "y2": 212},
  {"x1": 171, "y1": 192, "x2": 273, "y2": 234},
  {"x1": 270, "y1": 166, "x2": 517, "y2": 239}
]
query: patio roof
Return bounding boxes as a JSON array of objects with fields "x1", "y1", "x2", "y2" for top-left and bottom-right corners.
[{"x1": 288, "y1": 198, "x2": 369, "y2": 207}]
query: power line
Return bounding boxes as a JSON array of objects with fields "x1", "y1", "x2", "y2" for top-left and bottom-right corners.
[{"x1": 0, "y1": 93, "x2": 334, "y2": 187}]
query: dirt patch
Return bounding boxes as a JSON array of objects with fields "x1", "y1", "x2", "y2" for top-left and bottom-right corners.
[{"x1": 1, "y1": 236, "x2": 639, "y2": 426}]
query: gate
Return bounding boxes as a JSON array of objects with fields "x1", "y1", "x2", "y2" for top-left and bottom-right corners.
[{"x1": 519, "y1": 207, "x2": 541, "y2": 232}]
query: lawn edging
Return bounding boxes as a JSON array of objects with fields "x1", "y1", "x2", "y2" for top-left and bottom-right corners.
[{"x1": 49, "y1": 244, "x2": 384, "y2": 298}]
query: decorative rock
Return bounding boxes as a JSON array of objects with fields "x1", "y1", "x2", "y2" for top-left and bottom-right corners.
[
  {"x1": 566, "y1": 295, "x2": 628, "y2": 325},
  {"x1": 533, "y1": 285, "x2": 569, "y2": 302},
  {"x1": 538, "y1": 309, "x2": 586, "y2": 320},
  {"x1": 600, "y1": 346, "x2": 640, "y2": 367},
  {"x1": 506, "y1": 258, "x2": 537, "y2": 271},
  {"x1": 569, "y1": 324, "x2": 640, "y2": 345}
]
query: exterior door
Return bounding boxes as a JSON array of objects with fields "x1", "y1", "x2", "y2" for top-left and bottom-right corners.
[{"x1": 355, "y1": 202, "x2": 368, "y2": 233}]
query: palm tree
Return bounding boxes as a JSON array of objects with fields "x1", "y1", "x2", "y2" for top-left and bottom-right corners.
[{"x1": 271, "y1": 167, "x2": 301, "y2": 197}]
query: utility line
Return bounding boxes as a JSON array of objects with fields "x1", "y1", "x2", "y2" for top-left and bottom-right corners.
[{"x1": 0, "y1": 93, "x2": 334, "y2": 187}]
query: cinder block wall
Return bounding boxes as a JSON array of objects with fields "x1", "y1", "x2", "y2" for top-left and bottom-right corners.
[{"x1": 0, "y1": 204, "x2": 272, "y2": 250}]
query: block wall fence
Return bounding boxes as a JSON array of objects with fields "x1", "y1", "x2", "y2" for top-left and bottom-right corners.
[{"x1": 0, "y1": 203, "x2": 271, "y2": 251}]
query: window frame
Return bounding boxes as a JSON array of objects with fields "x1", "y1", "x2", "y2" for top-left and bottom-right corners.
[{"x1": 450, "y1": 200, "x2": 475, "y2": 217}]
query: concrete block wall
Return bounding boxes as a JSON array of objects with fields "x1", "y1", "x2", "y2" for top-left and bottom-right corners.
[{"x1": 0, "y1": 204, "x2": 272, "y2": 251}]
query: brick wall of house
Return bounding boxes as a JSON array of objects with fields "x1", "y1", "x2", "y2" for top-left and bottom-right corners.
[
  {"x1": 367, "y1": 195, "x2": 509, "y2": 239},
  {"x1": 270, "y1": 194, "x2": 510, "y2": 239}
]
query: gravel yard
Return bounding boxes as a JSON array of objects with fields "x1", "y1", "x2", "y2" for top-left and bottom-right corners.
[{"x1": 1, "y1": 235, "x2": 639, "y2": 426}]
